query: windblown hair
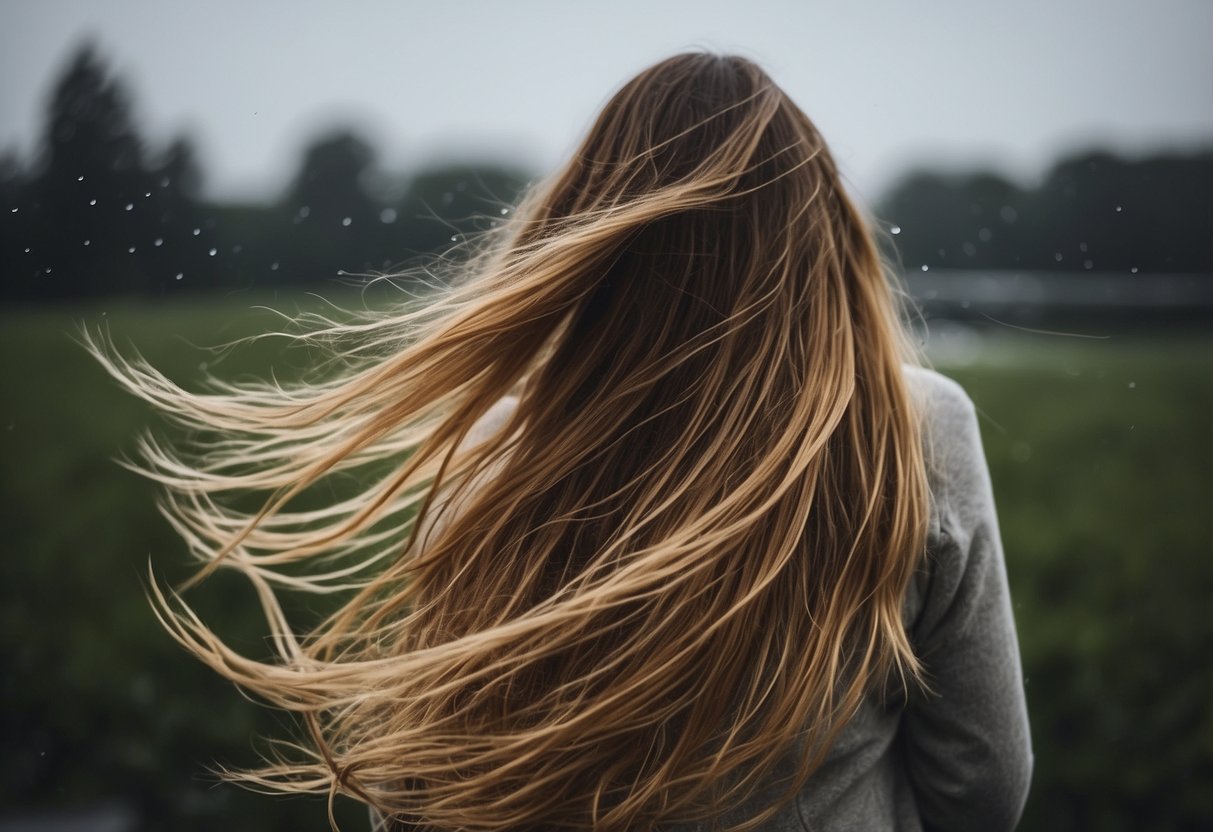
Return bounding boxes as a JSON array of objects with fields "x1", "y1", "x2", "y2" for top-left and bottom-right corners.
[{"x1": 88, "y1": 52, "x2": 929, "y2": 831}]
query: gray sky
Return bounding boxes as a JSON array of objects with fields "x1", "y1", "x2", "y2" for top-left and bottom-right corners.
[{"x1": 1, "y1": 0, "x2": 1210, "y2": 206}]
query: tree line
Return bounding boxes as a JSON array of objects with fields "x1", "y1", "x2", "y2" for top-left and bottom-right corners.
[{"x1": 1, "y1": 42, "x2": 1209, "y2": 304}]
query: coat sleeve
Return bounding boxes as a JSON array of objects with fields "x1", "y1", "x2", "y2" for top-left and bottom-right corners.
[{"x1": 901, "y1": 375, "x2": 1034, "y2": 831}]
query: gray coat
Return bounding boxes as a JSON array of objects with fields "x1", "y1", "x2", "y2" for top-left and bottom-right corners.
[{"x1": 368, "y1": 366, "x2": 1034, "y2": 831}]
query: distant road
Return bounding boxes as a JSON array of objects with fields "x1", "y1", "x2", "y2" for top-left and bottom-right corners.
[{"x1": 904, "y1": 270, "x2": 1213, "y2": 325}]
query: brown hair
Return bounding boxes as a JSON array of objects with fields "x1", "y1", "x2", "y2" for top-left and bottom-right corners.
[{"x1": 88, "y1": 51, "x2": 929, "y2": 831}]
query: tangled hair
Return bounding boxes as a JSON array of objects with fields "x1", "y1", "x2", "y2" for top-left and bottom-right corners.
[{"x1": 88, "y1": 52, "x2": 929, "y2": 831}]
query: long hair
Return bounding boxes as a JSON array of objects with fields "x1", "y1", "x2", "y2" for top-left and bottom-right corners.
[{"x1": 87, "y1": 52, "x2": 929, "y2": 831}]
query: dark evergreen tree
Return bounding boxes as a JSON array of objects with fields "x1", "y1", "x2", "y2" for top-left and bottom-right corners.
[
  {"x1": 273, "y1": 130, "x2": 385, "y2": 284},
  {"x1": 19, "y1": 42, "x2": 157, "y2": 299}
]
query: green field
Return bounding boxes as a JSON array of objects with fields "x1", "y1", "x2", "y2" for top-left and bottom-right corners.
[{"x1": 1, "y1": 293, "x2": 1210, "y2": 831}]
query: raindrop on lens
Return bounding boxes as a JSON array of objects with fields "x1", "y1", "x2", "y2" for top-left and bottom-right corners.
[
  {"x1": 500, "y1": 208, "x2": 509, "y2": 215},
  {"x1": 342, "y1": 217, "x2": 352, "y2": 227},
  {"x1": 1083, "y1": 259, "x2": 1094, "y2": 270},
  {"x1": 125, "y1": 203, "x2": 133, "y2": 211},
  {"x1": 24, "y1": 247, "x2": 30, "y2": 253},
  {"x1": 83, "y1": 239, "x2": 90, "y2": 246},
  {"x1": 920, "y1": 264, "x2": 929, "y2": 272},
  {"x1": 8, "y1": 208, "x2": 16, "y2": 213},
  {"x1": 890, "y1": 225, "x2": 901, "y2": 235},
  {"x1": 1128, "y1": 381, "x2": 1136, "y2": 389},
  {"x1": 379, "y1": 208, "x2": 397, "y2": 223},
  {"x1": 1130, "y1": 266, "x2": 1139, "y2": 274},
  {"x1": 154, "y1": 238, "x2": 163, "y2": 247},
  {"x1": 208, "y1": 247, "x2": 217, "y2": 256},
  {"x1": 1054, "y1": 252, "x2": 1063, "y2": 262},
  {"x1": 89, "y1": 199, "x2": 97, "y2": 206},
  {"x1": 175, "y1": 272, "x2": 184, "y2": 280},
  {"x1": 1115, "y1": 205, "x2": 1123, "y2": 213},
  {"x1": 450, "y1": 234, "x2": 458, "y2": 242},
  {"x1": 270, "y1": 261, "x2": 279, "y2": 270},
  {"x1": 192, "y1": 228, "x2": 200, "y2": 236},
  {"x1": 128, "y1": 246, "x2": 136, "y2": 253},
  {"x1": 144, "y1": 192, "x2": 151, "y2": 198},
  {"x1": 77, "y1": 175, "x2": 85, "y2": 182}
]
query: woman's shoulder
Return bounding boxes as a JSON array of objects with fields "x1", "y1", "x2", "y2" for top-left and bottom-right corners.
[
  {"x1": 900, "y1": 364, "x2": 985, "y2": 512},
  {"x1": 901, "y1": 363, "x2": 978, "y2": 437}
]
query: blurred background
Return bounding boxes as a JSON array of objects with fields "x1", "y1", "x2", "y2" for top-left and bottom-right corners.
[{"x1": 1, "y1": 1, "x2": 1210, "y2": 830}]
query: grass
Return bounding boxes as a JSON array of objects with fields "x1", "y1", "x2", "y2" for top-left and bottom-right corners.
[{"x1": 1, "y1": 293, "x2": 1209, "y2": 831}]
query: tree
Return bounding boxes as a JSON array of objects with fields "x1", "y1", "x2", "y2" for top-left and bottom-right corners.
[{"x1": 1, "y1": 43, "x2": 160, "y2": 300}]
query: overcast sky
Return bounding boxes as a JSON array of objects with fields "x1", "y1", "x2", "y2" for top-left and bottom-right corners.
[{"x1": 1, "y1": 0, "x2": 1210, "y2": 206}]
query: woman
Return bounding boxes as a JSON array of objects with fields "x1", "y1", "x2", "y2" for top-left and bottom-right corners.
[{"x1": 89, "y1": 52, "x2": 1031, "y2": 830}]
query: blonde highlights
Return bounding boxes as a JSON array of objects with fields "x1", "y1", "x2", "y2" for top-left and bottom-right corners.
[{"x1": 88, "y1": 52, "x2": 929, "y2": 830}]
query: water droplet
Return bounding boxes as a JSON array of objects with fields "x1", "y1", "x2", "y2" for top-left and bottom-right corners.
[
  {"x1": 298, "y1": 206, "x2": 310, "y2": 218},
  {"x1": 175, "y1": 272, "x2": 184, "y2": 280},
  {"x1": 83, "y1": 239, "x2": 90, "y2": 246},
  {"x1": 920, "y1": 264, "x2": 929, "y2": 272},
  {"x1": 9, "y1": 207, "x2": 17, "y2": 213},
  {"x1": 450, "y1": 234, "x2": 458, "y2": 242},
  {"x1": 500, "y1": 208, "x2": 510, "y2": 215},
  {"x1": 144, "y1": 192, "x2": 151, "y2": 198},
  {"x1": 125, "y1": 203, "x2": 134, "y2": 211},
  {"x1": 192, "y1": 228, "x2": 200, "y2": 236},
  {"x1": 1083, "y1": 259, "x2": 1094, "y2": 270},
  {"x1": 442, "y1": 192, "x2": 454, "y2": 205},
  {"x1": 160, "y1": 176, "x2": 170, "y2": 188},
  {"x1": 208, "y1": 247, "x2": 217, "y2": 256},
  {"x1": 77, "y1": 175, "x2": 85, "y2": 182},
  {"x1": 341, "y1": 216, "x2": 352, "y2": 227},
  {"x1": 23, "y1": 247, "x2": 30, "y2": 253},
  {"x1": 1130, "y1": 266, "x2": 1139, "y2": 274},
  {"x1": 890, "y1": 224, "x2": 901, "y2": 235},
  {"x1": 379, "y1": 208, "x2": 397, "y2": 223},
  {"x1": 89, "y1": 199, "x2": 97, "y2": 206},
  {"x1": 1115, "y1": 205, "x2": 1123, "y2": 213},
  {"x1": 270, "y1": 261, "x2": 279, "y2": 271},
  {"x1": 44, "y1": 267, "x2": 52, "y2": 274},
  {"x1": 962, "y1": 242, "x2": 976, "y2": 256},
  {"x1": 128, "y1": 246, "x2": 136, "y2": 253},
  {"x1": 1079, "y1": 242, "x2": 1088, "y2": 252},
  {"x1": 1128, "y1": 381, "x2": 1136, "y2": 389},
  {"x1": 232, "y1": 244, "x2": 242, "y2": 254},
  {"x1": 1054, "y1": 252, "x2": 1063, "y2": 262},
  {"x1": 978, "y1": 227, "x2": 992, "y2": 242},
  {"x1": 999, "y1": 205, "x2": 1018, "y2": 224},
  {"x1": 153, "y1": 238, "x2": 163, "y2": 247}
]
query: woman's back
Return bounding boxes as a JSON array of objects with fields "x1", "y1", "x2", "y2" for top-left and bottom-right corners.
[{"x1": 418, "y1": 366, "x2": 1032, "y2": 832}]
